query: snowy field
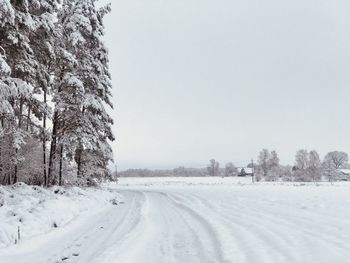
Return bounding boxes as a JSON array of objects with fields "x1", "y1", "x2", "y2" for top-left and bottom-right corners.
[{"x1": 1, "y1": 178, "x2": 350, "y2": 263}]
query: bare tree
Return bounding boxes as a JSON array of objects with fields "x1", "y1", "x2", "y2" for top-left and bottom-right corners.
[
  {"x1": 324, "y1": 151, "x2": 348, "y2": 169},
  {"x1": 293, "y1": 149, "x2": 310, "y2": 181},
  {"x1": 207, "y1": 159, "x2": 220, "y2": 176},
  {"x1": 257, "y1": 149, "x2": 270, "y2": 177},
  {"x1": 295, "y1": 149, "x2": 309, "y2": 170},
  {"x1": 322, "y1": 159, "x2": 338, "y2": 182},
  {"x1": 224, "y1": 162, "x2": 238, "y2": 177},
  {"x1": 268, "y1": 150, "x2": 279, "y2": 168},
  {"x1": 308, "y1": 150, "x2": 322, "y2": 182},
  {"x1": 256, "y1": 149, "x2": 280, "y2": 181},
  {"x1": 293, "y1": 149, "x2": 322, "y2": 182}
]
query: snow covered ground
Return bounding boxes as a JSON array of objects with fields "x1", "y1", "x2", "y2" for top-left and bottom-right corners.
[
  {"x1": 1, "y1": 177, "x2": 350, "y2": 263},
  {"x1": 0, "y1": 183, "x2": 121, "y2": 261}
]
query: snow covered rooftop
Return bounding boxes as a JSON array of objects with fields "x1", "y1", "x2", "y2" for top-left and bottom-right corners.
[{"x1": 237, "y1": 167, "x2": 253, "y2": 174}]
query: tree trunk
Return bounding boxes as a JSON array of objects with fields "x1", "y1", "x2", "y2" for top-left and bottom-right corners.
[
  {"x1": 13, "y1": 100, "x2": 23, "y2": 185},
  {"x1": 43, "y1": 90, "x2": 47, "y2": 186},
  {"x1": 26, "y1": 106, "x2": 31, "y2": 131},
  {"x1": 0, "y1": 142, "x2": 2, "y2": 185},
  {"x1": 13, "y1": 154, "x2": 17, "y2": 184},
  {"x1": 59, "y1": 144, "x2": 63, "y2": 186},
  {"x1": 48, "y1": 111, "x2": 58, "y2": 187},
  {"x1": 76, "y1": 149, "x2": 82, "y2": 178},
  {"x1": 18, "y1": 100, "x2": 23, "y2": 128}
]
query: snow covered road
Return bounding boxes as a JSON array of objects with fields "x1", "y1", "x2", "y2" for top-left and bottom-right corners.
[{"x1": 1, "y1": 179, "x2": 350, "y2": 263}]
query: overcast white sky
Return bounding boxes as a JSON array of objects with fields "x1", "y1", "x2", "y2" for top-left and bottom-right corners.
[{"x1": 101, "y1": 0, "x2": 350, "y2": 170}]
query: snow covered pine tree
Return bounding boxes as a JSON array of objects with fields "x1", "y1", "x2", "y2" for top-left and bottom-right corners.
[
  {"x1": 0, "y1": 0, "x2": 115, "y2": 186},
  {"x1": 49, "y1": 0, "x2": 115, "y2": 186},
  {"x1": 0, "y1": 0, "x2": 47, "y2": 184}
]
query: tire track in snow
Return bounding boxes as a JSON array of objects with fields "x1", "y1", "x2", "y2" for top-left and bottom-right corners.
[
  {"x1": 0, "y1": 190, "x2": 146, "y2": 263},
  {"x1": 146, "y1": 191, "x2": 206, "y2": 263},
  {"x1": 155, "y1": 192, "x2": 222, "y2": 263},
  {"x1": 214, "y1": 196, "x2": 350, "y2": 261},
  {"x1": 110, "y1": 190, "x2": 227, "y2": 263},
  {"x1": 184, "y1": 193, "x2": 298, "y2": 263},
  {"x1": 5, "y1": 186, "x2": 350, "y2": 263},
  {"x1": 119, "y1": 191, "x2": 225, "y2": 263},
  {"x1": 76, "y1": 192, "x2": 141, "y2": 262},
  {"x1": 175, "y1": 192, "x2": 350, "y2": 263},
  {"x1": 161, "y1": 192, "x2": 227, "y2": 263},
  {"x1": 84, "y1": 191, "x2": 151, "y2": 263},
  {"x1": 49, "y1": 191, "x2": 146, "y2": 263}
]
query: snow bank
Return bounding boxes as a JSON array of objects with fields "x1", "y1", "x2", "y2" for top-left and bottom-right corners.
[{"x1": 0, "y1": 183, "x2": 121, "y2": 248}]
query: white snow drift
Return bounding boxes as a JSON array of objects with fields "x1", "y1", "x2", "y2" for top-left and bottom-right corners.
[{"x1": 0, "y1": 183, "x2": 121, "y2": 248}]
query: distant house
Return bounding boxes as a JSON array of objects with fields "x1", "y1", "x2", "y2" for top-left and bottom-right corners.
[{"x1": 237, "y1": 167, "x2": 253, "y2": 177}]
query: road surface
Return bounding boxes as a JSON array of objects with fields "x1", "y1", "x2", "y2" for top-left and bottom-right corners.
[{"x1": 1, "y1": 183, "x2": 350, "y2": 263}]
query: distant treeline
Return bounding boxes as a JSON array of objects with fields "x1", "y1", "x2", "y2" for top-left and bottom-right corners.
[
  {"x1": 119, "y1": 167, "x2": 208, "y2": 177},
  {"x1": 119, "y1": 149, "x2": 350, "y2": 182}
]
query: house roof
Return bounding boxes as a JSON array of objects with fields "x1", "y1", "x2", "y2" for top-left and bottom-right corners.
[{"x1": 237, "y1": 167, "x2": 253, "y2": 174}]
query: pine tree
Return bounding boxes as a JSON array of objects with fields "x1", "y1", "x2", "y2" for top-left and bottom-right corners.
[
  {"x1": 47, "y1": 0, "x2": 114, "y2": 185},
  {"x1": 29, "y1": 0, "x2": 60, "y2": 186},
  {"x1": 1, "y1": 0, "x2": 115, "y2": 186},
  {"x1": 1, "y1": 0, "x2": 60, "y2": 185},
  {"x1": 0, "y1": 0, "x2": 39, "y2": 184}
]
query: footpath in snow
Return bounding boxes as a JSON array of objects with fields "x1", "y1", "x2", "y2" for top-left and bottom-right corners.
[{"x1": 1, "y1": 177, "x2": 350, "y2": 263}]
